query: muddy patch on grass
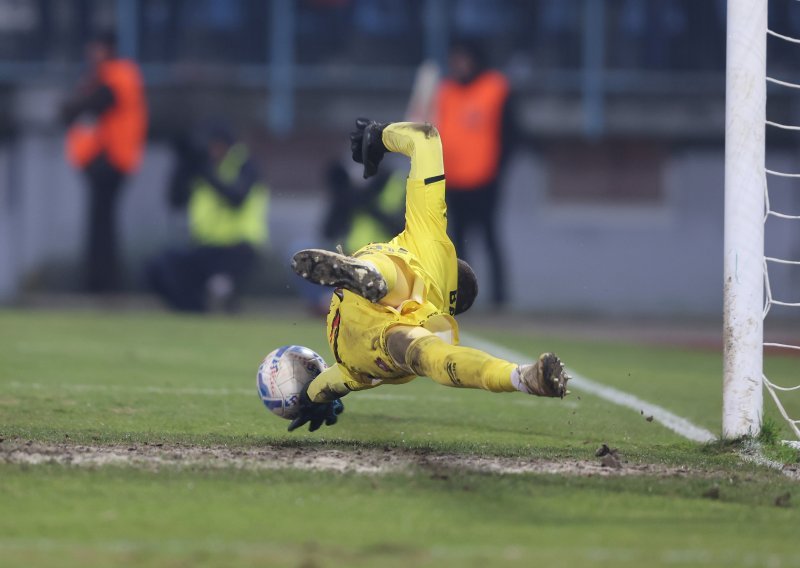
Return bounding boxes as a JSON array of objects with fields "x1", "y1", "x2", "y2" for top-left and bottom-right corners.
[{"x1": 1, "y1": 439, "x2": 704, "y2": 477}]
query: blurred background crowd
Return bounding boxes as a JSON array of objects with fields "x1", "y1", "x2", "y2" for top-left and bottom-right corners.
[
  {"x1": 0, "y1": 0, "x2": 798, "y2": 318},
  {"x1": 0, "y1": 0, "x2": 790, "y2": 72}
]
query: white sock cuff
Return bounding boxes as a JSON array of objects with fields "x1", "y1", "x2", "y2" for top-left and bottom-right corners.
[{"x1": 510, "y1": 366, "x2": 530, "y2": 394}]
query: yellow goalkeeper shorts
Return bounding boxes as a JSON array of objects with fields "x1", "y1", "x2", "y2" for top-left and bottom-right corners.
[{"x1": 325, "y1": 289, "x2": 459, "y2": 385}]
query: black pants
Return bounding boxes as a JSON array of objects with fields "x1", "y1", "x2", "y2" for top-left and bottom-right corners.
[
  {"x1": 446, "y1": 182, "x2": 507, "y2": 306},
  {"x1": 146, "y1": 243, "x2": 256, "y2": 312},
  {"x1": 84, "y1": 156, "x2": 125, "y2": 293}
]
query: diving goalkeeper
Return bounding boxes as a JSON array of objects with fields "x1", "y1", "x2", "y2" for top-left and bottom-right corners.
[{"x1": 288, "y1": 119, "x2": 570, "y2": 432}]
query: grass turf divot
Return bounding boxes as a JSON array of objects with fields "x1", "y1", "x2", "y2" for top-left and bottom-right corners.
[{"x1": 0, "y1": 439, "x2": 707, "y2": 477}]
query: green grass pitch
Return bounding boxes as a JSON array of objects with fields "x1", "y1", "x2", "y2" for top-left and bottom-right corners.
[{"x1": 0, "y1": 308, "x2": 798, "y2": 567}]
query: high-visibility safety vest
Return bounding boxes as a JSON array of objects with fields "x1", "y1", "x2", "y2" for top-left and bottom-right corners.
[
  {"x1": 188, "y1": 144, "x2": 269, "y2": 248},
  {"x1": 345, "y1": 171, "x2": 405, "y2": 254},
  {"x1": 66, "y1": 59, "x2": 148, "y2": 173},
  {"x1": 435, "y1": 70, "x2": 509, "y2": 190}
]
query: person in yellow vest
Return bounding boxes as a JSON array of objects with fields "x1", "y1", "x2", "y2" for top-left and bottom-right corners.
[
  {"x1": 147, "y1": 124, "x2": 268, "y2": 312},
  {"x1": 62, "y1": 31, "x2": 147, "y2": 293},
  {"x1": 435, "y1": 40, "x2": 515, "y2": 306},
  {"x1": 321, "y1": 160, "x2": 406, "y2": 255},
  {"x1": 285, "y1": 119, "x2": 569, "y2": 433}
]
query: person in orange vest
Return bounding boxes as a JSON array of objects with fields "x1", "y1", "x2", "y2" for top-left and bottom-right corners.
[
  {"x1": 62, "y1": 31, "x2": 147, "y2": 293},
  {"x1": 435, "y1": 40, "x2": 513, "y2": 307}
]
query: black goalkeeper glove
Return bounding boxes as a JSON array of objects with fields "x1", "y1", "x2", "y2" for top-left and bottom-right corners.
[
  {"x1": 287, "y1": 389, "x2": 345, "y2": 433},
  {"x1": 350, "y1": 118, "x2": 389, "y2": 179}
]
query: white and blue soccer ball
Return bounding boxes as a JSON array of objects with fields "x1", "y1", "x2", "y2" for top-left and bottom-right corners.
[{"x1": 256, "y1": 345, "x2": 327, "y2": 420}]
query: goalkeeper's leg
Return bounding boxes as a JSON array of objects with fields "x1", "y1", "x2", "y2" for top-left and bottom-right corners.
[
  {"x1": 291, "y1": 247, "x2": 413, "y2": 306},
  {"x1": 386, "y1": 326, "x2": 570, "y2": 397},
  {"x1": 292, "y1": 121, "x2": 446, "y2": 307}
]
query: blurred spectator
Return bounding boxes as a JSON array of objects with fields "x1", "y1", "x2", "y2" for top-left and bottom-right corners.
[
  {"x1": 62, "y1": 31, "x2": 148, "y2": 293},
  {"x1": 297, "y1": 0, "x2": 353, "y2": 64},
  {"x1": 322, "y1": 159, "x2": 405, "y2": 254},
  {"x1": 435, "y1": 40, "x2": 512, "y2": 306},
  {"x1": 612, "y1": 0, "x2": 689, "y2": 70},
  {"x1": 353, "y1": 0, "x2": 410, "y2": 37},
  {"x1": 453, "y1": 0, "x2": 515, "y2": 39},
  {"x1": 534, "y1": 0, "x2": 580, "y2": 68},
  {"x1": 613, "y1": 0, "x2": 646, "y2": 68},
  {"x1": 684, "y1": 0, "x2": 722, "y2": 70},
  {"x1": 146, "y1": 123, "x2": 268, "y2": 312},
  {"x1": 351, "y1": 0, "x2": 420, "y2": 65},
  {"x1": 140, "y1": 0, "x2": 184, "y2": 62}
]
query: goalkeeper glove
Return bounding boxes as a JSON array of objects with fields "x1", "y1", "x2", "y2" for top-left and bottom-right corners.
[
  {"x1": 287, "y1": 389, "x2": 344, "y2": 433},
  {"x1": 350, "y1": 118, "x2": 388, "y2": 179}
]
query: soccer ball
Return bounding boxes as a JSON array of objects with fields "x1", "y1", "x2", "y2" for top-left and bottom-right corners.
[{"x1": 256, "y1": 345, "x2": 327, "y2": 420}]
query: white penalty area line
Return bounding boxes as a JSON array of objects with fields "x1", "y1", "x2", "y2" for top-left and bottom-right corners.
[{"x1": 462, "y1": 333, "x2": 717, "y2": 444}]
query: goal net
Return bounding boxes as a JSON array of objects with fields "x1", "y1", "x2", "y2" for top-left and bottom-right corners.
[{"x1": 724, "y1": 0, "x2": 800, "y2": 443}]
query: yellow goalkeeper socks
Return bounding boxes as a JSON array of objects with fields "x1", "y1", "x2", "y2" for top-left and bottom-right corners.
[
  {"x1": 381, "y1": 122, "x2": 444, "y2": 181},
  {"x1": 405, "y1": 334, "x2": 517, "y2": 393}
]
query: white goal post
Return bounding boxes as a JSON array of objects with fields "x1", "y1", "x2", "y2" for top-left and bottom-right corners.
[{"x1": 722, "y1": 0, "x2": 767, "y2": 439}]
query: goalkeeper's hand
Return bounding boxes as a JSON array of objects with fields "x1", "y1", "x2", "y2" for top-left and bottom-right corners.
[
  {"x1": 287, "y1": 389, "x2": 344, "y2": 433},
  {"x1": 350, "y1": 118, "x2": 388, "y2": 179}
]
